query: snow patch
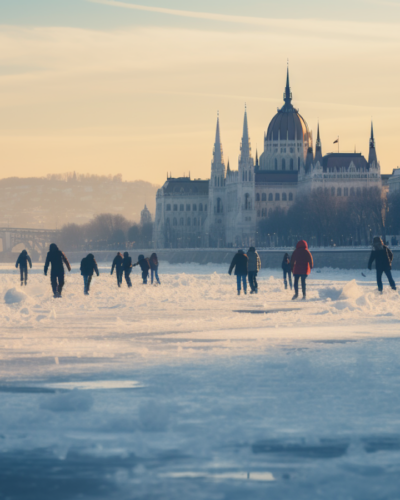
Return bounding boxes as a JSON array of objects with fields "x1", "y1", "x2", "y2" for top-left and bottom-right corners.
[{"x1": 4, "y1": 288, "x2": 27, "y2": 305}]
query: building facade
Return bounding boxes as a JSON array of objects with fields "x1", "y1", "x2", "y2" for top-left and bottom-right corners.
[{"x1": 153, "y1": 69, "x2": 383, "y2": 248}]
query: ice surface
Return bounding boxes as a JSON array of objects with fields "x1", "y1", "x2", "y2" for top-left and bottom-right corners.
[{"x1": 1, "y1": 262, "x2": 400, "y2": 499}]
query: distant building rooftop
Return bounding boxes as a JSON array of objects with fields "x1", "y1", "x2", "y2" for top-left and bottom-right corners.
[
  {"x1": 256, "y1": 171, "x2": 298, "y2": 184},
  {"x1": 163, "y1": 177, "x2": 209, "y2": 195}
]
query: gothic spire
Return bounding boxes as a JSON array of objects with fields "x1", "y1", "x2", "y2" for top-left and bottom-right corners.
[
  {"x1": 368, "y1": 120, "x2": 377, "y2": 166},
  {"x1": 370, "y1": 121, "x2": 375, "y2": 148},
  {"x1": 283, "y1": 65, "x2": 293, "y2": 108},
  {"x1": 240, "y1": 105, "x2": 251, "y2": 161},
  {"x1": 212, "y1": 113, "x2": 225, "y2": 169},
  {"x1": 315, "y1": 122, "x2": 323, "y2": 163}
]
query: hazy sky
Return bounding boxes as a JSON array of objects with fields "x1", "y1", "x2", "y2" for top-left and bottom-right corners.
[{"x1": 1, "y1": 0, "x2": 400, "y2": 184}]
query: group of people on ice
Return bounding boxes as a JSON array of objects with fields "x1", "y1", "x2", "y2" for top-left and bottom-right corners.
[
  {"x1": 15, "y1": 244, "x2": 160, "y2": 298},
  {"x1": 14, "y1": 236, "x2": 396, "y2": 298},
  {"x1": 228, "y1": 240, "x2": 314, "y2": 300},
  {"x1": 228, "y1": 236, "x2": 396, "y2": 299}
]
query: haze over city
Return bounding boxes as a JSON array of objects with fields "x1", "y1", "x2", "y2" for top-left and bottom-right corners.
[{"x1": 1, "y1": 0, "x2": 400, "y2": 184}]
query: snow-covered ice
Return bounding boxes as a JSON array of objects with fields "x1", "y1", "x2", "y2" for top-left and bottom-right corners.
[{"x1": 1, "y1": 262, "x2": 400, "y2": 499}]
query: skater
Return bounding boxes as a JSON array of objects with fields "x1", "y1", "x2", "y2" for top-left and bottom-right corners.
[
  {"x1": 247, "y1": 247, "x2": 261, "y2": 294},
  {"x1": 111, "y1": 252, "x2": 123, "y2": 287},
  {"x1": 80, "y1": 253, "x2": 99, "y2": 295},
  {"x1": 290, "y1": 240, "x2": 313, "y2": 300},
  {"x1": 123, "y1": 251, "x2": 133, "y2": 287},
  {"x1": 368, "y1": 236, "x2": 396, "y2": 293},
  {"x1": 133, "y1": 254, "x2": 150, "y2": 284},
  {"x1": 228, "y1": 249, "x2": 248, "y2": 295},
  {"x1": 282, "y1": 253, "x2": 292, "y2": 290},
  {"x1": 44, "y1": 243, "x2": 71, "y2": 298},
  {"x1": 150, "y1": 253, "x2": 161, "y2": 285},
  {"x1": 15, "y1": 249, "x2": 32, "y2": 286}
]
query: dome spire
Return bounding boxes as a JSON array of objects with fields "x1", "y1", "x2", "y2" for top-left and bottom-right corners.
[{"x1": 283, "y1": 63, "x2": 292, "y2": 108}]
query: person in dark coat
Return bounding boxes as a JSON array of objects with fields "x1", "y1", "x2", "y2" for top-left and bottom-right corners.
[
  {"x1": 133, "y1": 254, "x2": 150, "y2": 284},
  {"x1": 111, "y1": 252, "x2": 123, "y2": 287},
  {"x1": 368, "y1": 236, "x2": 396, "y2": 293},
  {"x1": 15, "y1": 249, "x2": 32, "y2": 286},
  {"x1": 228, "y1": 249, "x2": 249, "y2": 295},
  {"x1": 80, "y1": 253, "x2": 99, "y2": 295},
  {"x1": 247, "y1": 247, "x2": 261, "y2": 294},
  {"x1": 290, "y1": 240, "x2": 313, "y2": 300},
  {"x1": 150, "y1": 252, "x2": 161, "y2": 285},
  {"x1": 44, "y1": 243, "x2": 71, "y2": 298},
  {"x1": 123, "y1": 251, "x2": 133, "y2": 287},
  {"x1": 282, "y1": 253, "x2": 292, "y2": 290}
]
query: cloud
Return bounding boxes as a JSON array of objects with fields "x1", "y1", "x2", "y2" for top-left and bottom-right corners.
[{"x1": 86, "y1": 0, "x2": 400, "y2": 42}]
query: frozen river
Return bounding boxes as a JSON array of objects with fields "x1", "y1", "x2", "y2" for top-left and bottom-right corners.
[{"x1": 1, "y1": 263, "x2": 400, "y2": 499}]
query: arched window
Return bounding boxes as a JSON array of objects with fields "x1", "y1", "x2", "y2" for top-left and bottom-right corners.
[
  {"x1": 274, "y1": 159, "x2": 278, "y2": 170},
  {"x1": 344, "y1": 188, "x2": 349, "y2": 196},
  {"x1": 275, "y1": 193, "x2": 280, "y2": 201},
  {"x1": 268, "y1": 193, "x2": 273, "y2": 201},
  {"x1": 199, "y1": 203, "x2": 203, "y2": 211},
  {"x1": 282, "y1": 159, "x2": 286, "y2": 170},
  {"x1": 290, "y1": 158, "x2": 294, "y2": 170},
  {"x1": 337, "y1": 187, "x2": 342, "y2": 196},
  {"x1": 173, "y1": 204, "x2": 178, "y2": 211},
  {"x1": 331, "y1": 187, "x2": 335, "y2": 196},
  {"x1": 180, "y1": 204, "x2": 184, "y2": 211},
  {"x1": 187, "y1": 218, "x2": 191, "y2": 226},
  {"x1": 179, "y1": 217, "x2": 184, "y2": 226},
  {"x1": 256, "y1": 193, "x2": 260, "y2": 201},
  {"x1": 217, "y1": 198, "x2": 223, "y2": 214},
  {"x1": 245, "y1": 193, "x2": 251, "y2": 210},
  {"x1": 262, "y1": 193, "x2": 267, "y2": 201},
  {"x1": 166, "y1": 204, "x2": 171, "y2": 211},
  {"x1": 193, "y1": 204, "x2": 197, "y2": 211},
  {"x1": 186, "y1": 204, "x2": 191, "y2": 211},
  {"x1": 173, "y1": 217, "x2": 177, "y2": 226},
  {"x1": 282, "y1": 193, "x2": 287, "y2": 201},
  {"x1": 289, "y1": 192, "x2": 293, "y2": 201}
]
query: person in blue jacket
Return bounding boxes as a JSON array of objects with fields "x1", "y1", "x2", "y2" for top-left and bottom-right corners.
[{"x1": 15, "y1": 249, "x2": 32, "y2": 286}]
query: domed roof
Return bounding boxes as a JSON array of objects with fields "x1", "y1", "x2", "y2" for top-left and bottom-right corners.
[{"x1": 265, "y1": 69, "x2": 310, "y2": 142}]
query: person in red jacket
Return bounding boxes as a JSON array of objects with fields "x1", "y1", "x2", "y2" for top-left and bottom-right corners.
[{"x1": 290, "y1": 240, "x2": 313, "y2": 300}]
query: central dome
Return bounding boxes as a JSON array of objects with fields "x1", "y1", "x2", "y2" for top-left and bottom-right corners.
[{"x1": 265, "y1": 70, "x2": 310, "y2": 142}]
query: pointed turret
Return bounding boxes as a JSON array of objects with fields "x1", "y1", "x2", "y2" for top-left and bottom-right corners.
[
  {"x1": 240, "y1": 105, "x2": 252, "y2": 161},
  {"x1": 227, "y1": 159, "x2": 231, "y2": 174},
  {"x1": 305, "y1": 145, "x2": 314, "y2": 173},
  {"x1": 255, "y1": 149, "x2": 259, "y2": 169},
  {"x1": 314, "y1": 123, "x2": 323, "y2": 164},
  {"x1": 368, "y1": 121, "x2": 377, "y2": 167},
  {"x1": 212, "y1": 114, "x2": 225, "y2": 169}
]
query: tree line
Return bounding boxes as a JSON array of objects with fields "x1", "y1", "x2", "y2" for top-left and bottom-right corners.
[
  {"x1": 256, "y1": 187, "x2": 399, "y2": 248},
  {"x1": 58, "y1": 214, "x2": 154, "y2": 250}
]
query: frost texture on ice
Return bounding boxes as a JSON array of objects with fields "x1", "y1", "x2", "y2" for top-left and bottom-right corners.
[
  {"x1": 40, "y1": 389, "x2": 93, "y2": 412},
  {"x1": 4, "y1": 288, "x2": 27, "y2": 304}
]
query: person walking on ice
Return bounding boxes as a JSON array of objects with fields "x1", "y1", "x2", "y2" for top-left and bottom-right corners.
[
  {"x1": 111, "y1": 252, "x2": 123, "y2": 287},
  {"x1": 80, "y1": 253, "x2": 99, "y2": 295},
  {"x1": 368, "y1": 236, "x2": 396, "y2": 293},
  {"x1": 290, "y1": 240, "x2": 313, "y2": 300},
  {"x1": 149, "y1": 253, "x2": 161, "y2": 285},
  {"x1": 123, "y1": 252, "x2": 133, "y2": 288},
  {"x1": 44, "y1": 243, "x2": 71, "y2": 298},
  {"x1": 228, "y1": 249, "x2": 249, "y2": 295},
  {"x1": 15, "y1": 249, "x2": 32, "y2": 286},
  {"x1": 247, "y1": 247, "x2": 261, "y2": 294},
  {"x1": 133, "y1": 254, "x2": 150, "y2": 284},
  {"x1": 282, "y1": 253, "x2": 292, "y2": 290}
]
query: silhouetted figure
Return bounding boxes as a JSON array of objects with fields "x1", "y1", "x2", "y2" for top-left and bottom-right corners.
[
  {"x1": 228, "y1": 249, "x2": 248, "y2": 295},
  {"x1": 150, "y1": 253, "x2": 161, "y2": 285},
  {"x1": 247, "y1": 247, "x2": 261, "y2": 294},
  {"x1": 133, "y1": 254, "x2": 150, "y2": 284},
  {"x1": 282, "y1": 253, "x2": 292, "y2": 290},
  {"x1": 123, "y1": 251, "x2": 133, "y2": 287},
  {"x1": 44, "y1": 243, "x2": 71, "y2": 298},
  {"x1": 15, "y1": 249, "x2": 32, "y2": 286},
  {"x1": 111, "y1": 252, "x2": 123, "y2": 287},
  {"x1": 368, "y1": 236, "x2": 396, "y2": 293},
  {"x1": 80, "y1": 253, "x2": 99, "y2": 295},
  {"x1": 290, "y1": 240, "x2": 313, "y2": 300}
]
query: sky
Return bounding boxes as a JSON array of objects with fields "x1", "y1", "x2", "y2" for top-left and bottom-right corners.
[{"x1": 0, "y1": 0, "x2": 400, "y2": 184}]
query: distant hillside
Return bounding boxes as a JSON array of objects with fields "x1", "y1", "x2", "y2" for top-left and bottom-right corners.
[{"x1": 0, "y1": 173, "x2": 158, "y2": 229}]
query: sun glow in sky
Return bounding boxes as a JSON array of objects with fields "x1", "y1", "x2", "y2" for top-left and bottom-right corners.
[{"x1": 1, "y1": 0, "x2": 400, "y2": 183}]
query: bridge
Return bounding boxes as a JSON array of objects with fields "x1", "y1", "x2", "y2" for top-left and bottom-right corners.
[{"x1": 0, "y1": 228, "x2": 60, "y2": 258}]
